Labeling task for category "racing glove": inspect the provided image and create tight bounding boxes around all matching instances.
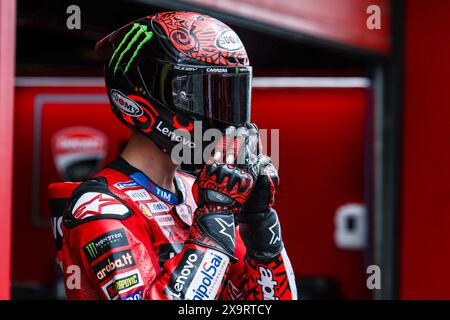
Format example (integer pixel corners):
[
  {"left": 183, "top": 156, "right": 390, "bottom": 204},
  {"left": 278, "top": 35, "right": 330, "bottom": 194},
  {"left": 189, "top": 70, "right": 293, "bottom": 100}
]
[
  {"left": 230, "top": 123, "right": 283, "bottom": 261},
  {"left": 188, "top": 160, "right": 258, "bottom": 260},
  {"left": 224, "top": 123, "right": 297, "bottom": 300},
  {"left": 238, "top": 152, "right": 284, "bottom": 261}
]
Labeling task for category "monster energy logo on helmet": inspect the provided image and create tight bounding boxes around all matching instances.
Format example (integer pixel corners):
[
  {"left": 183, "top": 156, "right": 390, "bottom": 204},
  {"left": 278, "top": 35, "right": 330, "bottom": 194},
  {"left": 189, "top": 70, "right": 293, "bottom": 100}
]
[{"left": 109, "top": 23, "right": 153, "bottom": 75}]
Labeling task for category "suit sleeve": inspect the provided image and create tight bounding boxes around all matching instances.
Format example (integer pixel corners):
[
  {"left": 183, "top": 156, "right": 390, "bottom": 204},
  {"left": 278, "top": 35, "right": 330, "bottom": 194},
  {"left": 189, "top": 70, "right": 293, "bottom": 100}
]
[
  {"left": 241, "top": 248, "right": 298, "bottom": 300},
  {"left": 61, "top": 182, "right": 234, "bottom": 300},
  {"left": 64, "top": 216, "right": 233, "bottom": 300},
  {"left": 237, "top": 209, "right": 298, "bottom": 300}
]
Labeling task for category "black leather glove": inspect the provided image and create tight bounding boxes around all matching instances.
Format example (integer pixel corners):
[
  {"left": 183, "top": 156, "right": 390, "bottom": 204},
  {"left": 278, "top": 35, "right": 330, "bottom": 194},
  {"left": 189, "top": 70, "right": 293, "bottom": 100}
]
[
  {"left": 187, "top": 156, "right": 259, "bottom": 259},
  {"left": 237, "top": 141, "right": 284, "bottom": 261},
  {"left": 242, "top": 155, "right": 279, "bottom": 213}
]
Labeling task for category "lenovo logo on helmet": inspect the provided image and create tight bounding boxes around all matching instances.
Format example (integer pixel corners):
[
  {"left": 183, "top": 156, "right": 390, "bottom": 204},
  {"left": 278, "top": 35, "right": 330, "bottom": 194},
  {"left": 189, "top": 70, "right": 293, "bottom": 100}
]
[
  {"left": 215, "top": 29, "right": 243, "bottom": 52},
  {"left": 110, "top": 89, "right": 143, "bottom": 117},
  {"left": 156, "top": 121, "right": 195, "bottom": 148}
]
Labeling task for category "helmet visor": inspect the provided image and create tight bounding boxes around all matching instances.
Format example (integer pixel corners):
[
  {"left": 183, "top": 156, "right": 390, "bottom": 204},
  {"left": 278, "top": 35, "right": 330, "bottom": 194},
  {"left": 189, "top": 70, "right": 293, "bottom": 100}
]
[{"left": 138, "top": 59, "right": 252, "bottom": 126}]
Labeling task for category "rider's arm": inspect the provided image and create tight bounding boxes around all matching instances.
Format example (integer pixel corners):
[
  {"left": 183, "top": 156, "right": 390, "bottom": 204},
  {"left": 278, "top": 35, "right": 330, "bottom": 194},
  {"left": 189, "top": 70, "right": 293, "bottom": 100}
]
[
  {"left": 237, "top": 156, "right": 298, "bottom": 300},
  {"left": 63, "top": 160, "right": 255, "bottom": 300},
  {"left": 64, "top": 217, "right": 230, "bottom": 300}
]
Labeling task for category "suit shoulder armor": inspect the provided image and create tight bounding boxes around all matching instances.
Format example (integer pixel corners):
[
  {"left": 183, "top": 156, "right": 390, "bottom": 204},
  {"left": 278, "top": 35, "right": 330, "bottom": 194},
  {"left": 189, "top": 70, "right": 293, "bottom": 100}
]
[{"left": 63, "top": 177, "right": 132, "bottom": 229}]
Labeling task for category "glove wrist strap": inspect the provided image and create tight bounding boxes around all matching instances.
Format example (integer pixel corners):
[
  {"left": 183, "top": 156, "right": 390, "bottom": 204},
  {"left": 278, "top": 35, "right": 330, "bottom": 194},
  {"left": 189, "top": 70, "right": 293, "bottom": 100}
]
[
  {"left": 186, "top": 205, "right": 238, "bottom": 261},
  {"left": 238, "top": 208, "right": 283, "bottom": 261}
]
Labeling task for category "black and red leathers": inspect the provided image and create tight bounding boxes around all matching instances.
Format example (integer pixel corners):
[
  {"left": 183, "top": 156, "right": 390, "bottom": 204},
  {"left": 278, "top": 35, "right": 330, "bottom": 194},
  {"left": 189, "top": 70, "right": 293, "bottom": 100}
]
[{"left": 49, "top": 156, "right": 297, "bottom": 300}]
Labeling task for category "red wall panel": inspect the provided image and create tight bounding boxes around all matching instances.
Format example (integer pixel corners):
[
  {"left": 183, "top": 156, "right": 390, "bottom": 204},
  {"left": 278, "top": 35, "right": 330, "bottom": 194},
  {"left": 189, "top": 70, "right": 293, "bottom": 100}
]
[
  {"left": 12, "top": 81, "right": 370, "bottom": 299},
  {"left": 184, "top": 0, "right": 391, "bottom": 53},
  {"left": 12, "top": 86, "right": 131, "bottom": 285},
  {"left": 0, "top": 0, "right": 16, "bottom": 300},
  {"left": 400, "top": 0, "right": 450, "bottom": 299},
  {"left": 252, "top": 87, "right": 370, "bottom": 299}
]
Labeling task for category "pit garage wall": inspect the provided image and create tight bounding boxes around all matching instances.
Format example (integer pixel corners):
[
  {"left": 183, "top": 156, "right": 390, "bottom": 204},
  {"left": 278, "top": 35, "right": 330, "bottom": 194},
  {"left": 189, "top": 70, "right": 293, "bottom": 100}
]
[
  {"left": 12, "top": 79, "right": 371, "bottom": 299},
  {"left": 179, "top": 0, "right": 391, "bottom": 53},
  {"left": 252, "top": 85, "right": 372, "bottom": 299},
  {"left": 0, "top": 0, "right": 16, "bottom": 300},
  {"left": 400, "top": 0, "right": 450, "bottom": 299}
]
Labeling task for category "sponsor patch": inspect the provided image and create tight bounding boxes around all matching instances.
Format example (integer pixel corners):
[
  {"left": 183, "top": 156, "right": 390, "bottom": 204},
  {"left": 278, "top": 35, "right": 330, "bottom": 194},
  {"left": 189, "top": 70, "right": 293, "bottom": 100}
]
[
  {"left": 129, "top": 172, "right": 179, "bottom": 205},
  {"left": 125, "top": 189, "right": 152, "bottom": 202},
  {"left": 92, "top": 249, "right": 136, "bottom": 282},
  {"left": 185, "top": 250, "right": 229, "bottom": 300},
  {"left": 257, "top": 266, "right": 279, "bottom": 300},
  {"left": 114, "top": 180, "right": 140, "bottom": 189},
  {"left": 123, "top": 290, "right": 142, "bottom": 300},
  {"left": 147, "top": 201, "right": 170, "bottom": 214},
  {"left": 168, "top": 249, "right": 201, "bottom": 299},
  {"left": 139, "top": 203, "right": 153, "bottom": 219},
  {"left": 72, "top": 192, "right": 129, "bottom": 220},
  {"left": 101, "top": 269, "right": 143, "bottom": 300},
  {"left": 155, "top": 214, "right": 175, "bottom": 227},
  {"left": 83, "top": 229, "right": 129, "bottom": 263}
]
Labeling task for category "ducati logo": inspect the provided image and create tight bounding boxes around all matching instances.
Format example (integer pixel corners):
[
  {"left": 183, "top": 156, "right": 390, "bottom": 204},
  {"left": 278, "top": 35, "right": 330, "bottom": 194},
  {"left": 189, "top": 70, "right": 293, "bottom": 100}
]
[{"left": 51, "top": 126, "right": 108, "bottom": 181}]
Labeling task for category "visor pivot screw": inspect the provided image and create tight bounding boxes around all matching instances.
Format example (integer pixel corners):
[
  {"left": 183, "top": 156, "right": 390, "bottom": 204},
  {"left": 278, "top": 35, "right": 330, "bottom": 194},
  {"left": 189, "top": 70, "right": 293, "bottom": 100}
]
[{"left": 179, "top": 91, "right": 187, "bottom": 100}]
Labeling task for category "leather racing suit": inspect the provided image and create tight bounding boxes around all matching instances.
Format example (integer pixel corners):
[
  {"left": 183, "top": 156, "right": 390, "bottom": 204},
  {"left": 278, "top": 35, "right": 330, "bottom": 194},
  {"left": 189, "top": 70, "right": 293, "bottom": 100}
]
[{"left": 49, "top": 157, "right": 298, "bottom": 300}]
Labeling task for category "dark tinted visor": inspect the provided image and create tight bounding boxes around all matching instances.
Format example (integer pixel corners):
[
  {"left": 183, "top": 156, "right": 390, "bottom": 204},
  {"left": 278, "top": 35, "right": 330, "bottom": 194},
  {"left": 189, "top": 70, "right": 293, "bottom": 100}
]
[{"left": 138, "top": 58, "right": 252, "bottom": 126}]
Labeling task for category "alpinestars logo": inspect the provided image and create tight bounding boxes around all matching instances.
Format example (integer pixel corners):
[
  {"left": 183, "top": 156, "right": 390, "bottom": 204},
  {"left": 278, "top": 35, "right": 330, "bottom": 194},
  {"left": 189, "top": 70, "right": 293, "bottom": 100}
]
[
  {"left": 109, "top": 23, "right": 153, "bottom": 75},
  {"left": 72, "top": 192, "right": 129, "bottom": 220},
  {"left": 268, "top": 220, "right": 281, "bottom": 245},
  {"left": 215, "top": 217, "right": 235, "bottom": 246},
  {"left": 257, "top": 266, "right": 279, "bottom": 300}
]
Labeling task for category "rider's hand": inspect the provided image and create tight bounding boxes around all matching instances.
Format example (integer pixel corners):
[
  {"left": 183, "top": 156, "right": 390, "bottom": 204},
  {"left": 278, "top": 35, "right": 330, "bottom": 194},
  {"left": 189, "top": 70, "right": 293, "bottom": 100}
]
[
  {"left": 193, "top": 162, "right": 256, "bottom": 211},
  {"left": 187, "top": 128, "right": 260, "bottom": 258},
  {"left": 241, "top": 155, "right": 279, "bottom": 214}
]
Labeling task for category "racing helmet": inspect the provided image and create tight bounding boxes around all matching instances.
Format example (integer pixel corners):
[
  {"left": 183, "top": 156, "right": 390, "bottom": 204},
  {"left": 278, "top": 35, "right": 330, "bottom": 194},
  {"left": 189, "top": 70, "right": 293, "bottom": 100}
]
[{"left": 96, "top": 11, "right": 252, "bottom": 157}]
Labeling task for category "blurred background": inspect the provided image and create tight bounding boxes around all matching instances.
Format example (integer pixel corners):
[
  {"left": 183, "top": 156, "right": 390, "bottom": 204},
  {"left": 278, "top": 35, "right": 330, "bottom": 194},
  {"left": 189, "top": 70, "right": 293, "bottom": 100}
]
[{"left": 0, "top": 0, "right": 447, "bottom": 300}]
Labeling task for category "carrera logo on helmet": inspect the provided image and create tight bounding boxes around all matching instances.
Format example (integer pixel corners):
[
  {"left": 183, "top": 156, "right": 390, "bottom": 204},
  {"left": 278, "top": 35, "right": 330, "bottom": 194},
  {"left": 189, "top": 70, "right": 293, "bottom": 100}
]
[
  {"left": 110, "top": 89, "right": 143, "bottom": 117},
  {"left": 215, "top": 29, "right": 243, "bottom": 52},
  {"left": 206, "top": 68, "right": 228, "bottom": 73}
]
